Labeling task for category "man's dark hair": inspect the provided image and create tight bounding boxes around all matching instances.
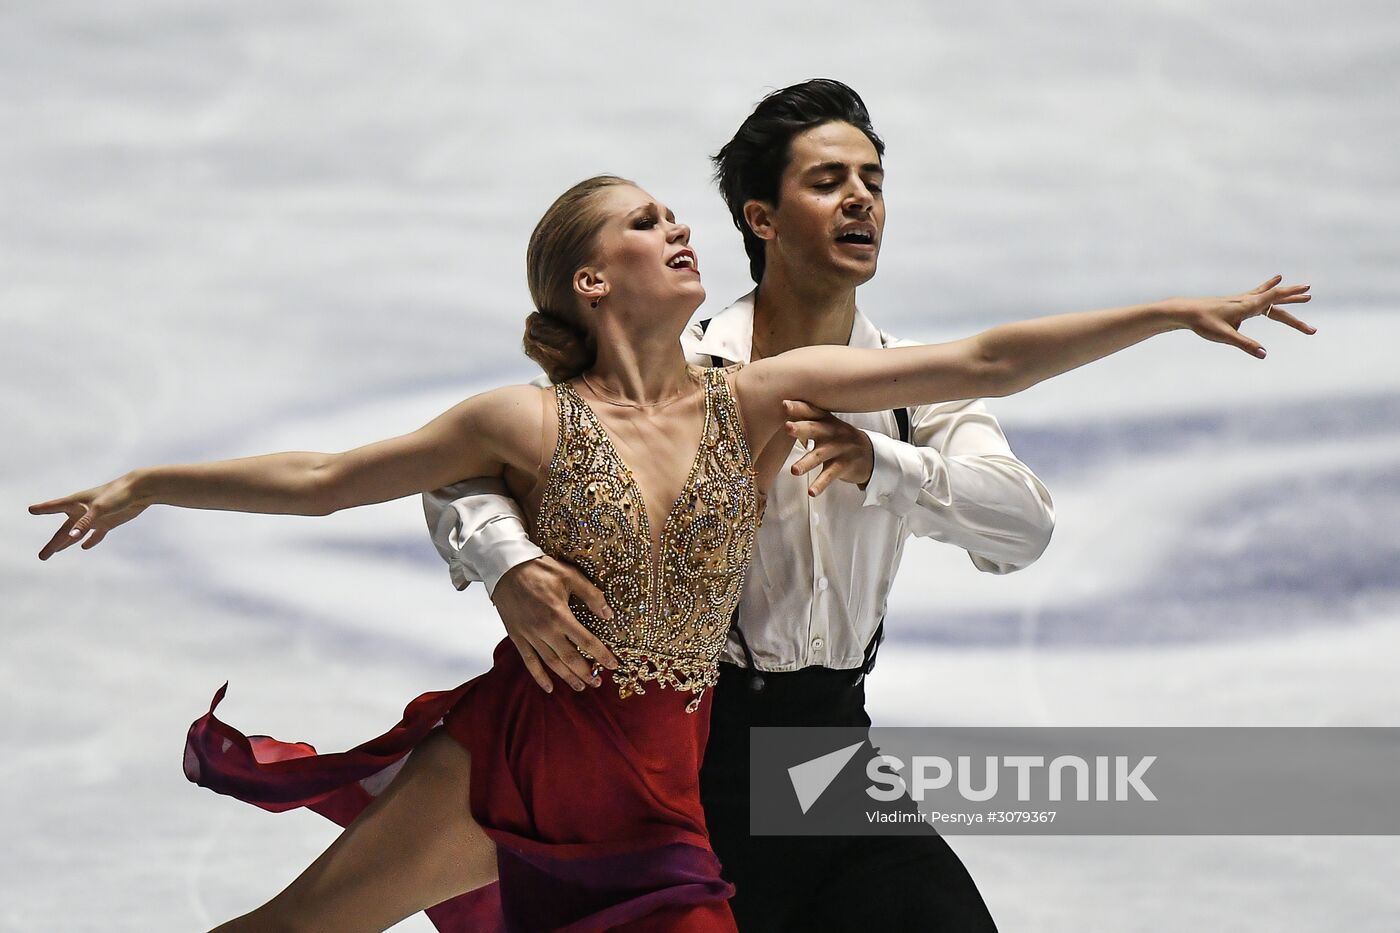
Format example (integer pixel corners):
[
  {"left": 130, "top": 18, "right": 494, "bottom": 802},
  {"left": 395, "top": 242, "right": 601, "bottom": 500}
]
[{"left": 712, "top": 79, "right": 885, "bottom": 284}]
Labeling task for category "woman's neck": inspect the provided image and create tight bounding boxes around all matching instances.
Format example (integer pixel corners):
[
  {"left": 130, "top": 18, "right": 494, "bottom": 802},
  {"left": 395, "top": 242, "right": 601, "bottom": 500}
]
[{"left": 584, "top": 320, "right": 694, "bottom": 405}]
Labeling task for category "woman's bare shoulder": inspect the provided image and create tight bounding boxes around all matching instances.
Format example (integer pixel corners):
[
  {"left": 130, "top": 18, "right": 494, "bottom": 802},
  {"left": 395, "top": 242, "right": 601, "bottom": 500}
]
[{"left": 462, "top": 383, "right": 551, "bottom": 471}]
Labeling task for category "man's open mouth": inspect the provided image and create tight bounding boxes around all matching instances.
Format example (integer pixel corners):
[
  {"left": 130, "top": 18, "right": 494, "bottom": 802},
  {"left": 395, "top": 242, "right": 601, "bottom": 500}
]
[{"left": 835, "top": 224, "right": 877, "bottom": 247}]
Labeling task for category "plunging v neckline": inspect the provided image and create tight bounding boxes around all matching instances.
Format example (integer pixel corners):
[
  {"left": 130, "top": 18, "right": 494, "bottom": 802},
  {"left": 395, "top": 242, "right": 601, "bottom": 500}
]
[{"left": 558, "top": 368, "right": 712, "bottom": 571}]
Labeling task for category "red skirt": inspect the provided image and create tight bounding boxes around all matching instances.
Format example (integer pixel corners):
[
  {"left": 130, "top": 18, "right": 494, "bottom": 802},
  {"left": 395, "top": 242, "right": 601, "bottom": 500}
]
[{"left": 183, "top": 637, "right": 737, "bottom": 932}]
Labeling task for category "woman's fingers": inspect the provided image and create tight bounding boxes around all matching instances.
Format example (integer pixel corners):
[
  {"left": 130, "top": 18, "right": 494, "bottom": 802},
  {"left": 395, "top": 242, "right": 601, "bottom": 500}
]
[
  {"left": 28, "top": 497, "right": 75, "bottom": 515},
  {"left": 1250, "top": 274, "right": 1284, "bottom": 294},
  {"left": 37, "top": 510, "right": 87, "bottom": 560},
  {"left": 1265, "top": 306, "right": 1317, "bottom": 334},
  {"left": 69, "top": 504, "right": 96, "bottom": 537},
  {"left": 1225, "top": 324, "right": 1267, "bottom": 357},
  {"left": 36, "top": 504, "right": 93, "bottom": 554}
]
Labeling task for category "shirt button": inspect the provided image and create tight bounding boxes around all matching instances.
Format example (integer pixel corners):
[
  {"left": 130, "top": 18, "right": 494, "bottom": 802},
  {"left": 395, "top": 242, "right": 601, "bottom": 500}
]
[
  {"left": 818, "top": 577, "right": 829, "bottom": 592},
  {"left": 812, "top": 637, "right": 825, "bottom": 650}
]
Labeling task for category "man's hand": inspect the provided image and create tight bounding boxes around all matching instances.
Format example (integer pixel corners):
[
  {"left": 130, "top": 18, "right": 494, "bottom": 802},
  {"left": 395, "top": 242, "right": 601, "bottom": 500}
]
[
  {"left": 784, "top": 400, "right": 875, "bottom": 496},
  {"left": 490, "top": 556, "right": 620, "bottom": 693}
]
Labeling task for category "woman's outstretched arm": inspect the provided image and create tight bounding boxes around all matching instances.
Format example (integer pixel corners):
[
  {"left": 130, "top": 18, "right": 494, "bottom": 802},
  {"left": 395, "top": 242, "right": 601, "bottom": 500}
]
[
  {"left": 734, "top": 277, "right": 1314, "bottom": 450},
  {"left": 29, "top": 384, "right": 542, "bottom": 560}
]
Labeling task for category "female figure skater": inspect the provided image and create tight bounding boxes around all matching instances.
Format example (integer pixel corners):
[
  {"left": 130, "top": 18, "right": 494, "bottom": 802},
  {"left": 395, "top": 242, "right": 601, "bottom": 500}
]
[{"left": 30, "top": 174, "right": 1314, "bottom": 932}]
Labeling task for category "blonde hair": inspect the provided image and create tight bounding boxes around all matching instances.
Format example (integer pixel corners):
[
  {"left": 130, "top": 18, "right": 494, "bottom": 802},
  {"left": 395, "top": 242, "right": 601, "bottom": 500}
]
[{"left": 522, "top": 174, "right": 635, "bottom": 382}]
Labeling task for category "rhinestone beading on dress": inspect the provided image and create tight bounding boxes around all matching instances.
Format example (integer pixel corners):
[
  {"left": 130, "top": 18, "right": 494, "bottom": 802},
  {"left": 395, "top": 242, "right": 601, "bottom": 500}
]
[{"left": 535, "top": 366, "right": 760, "bottom": 714}]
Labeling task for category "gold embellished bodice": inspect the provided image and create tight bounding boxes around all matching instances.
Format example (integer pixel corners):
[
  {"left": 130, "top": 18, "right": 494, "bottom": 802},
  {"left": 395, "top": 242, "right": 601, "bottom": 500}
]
[{"left": 535, "top": 366, "right": 760, "bottom": 713}]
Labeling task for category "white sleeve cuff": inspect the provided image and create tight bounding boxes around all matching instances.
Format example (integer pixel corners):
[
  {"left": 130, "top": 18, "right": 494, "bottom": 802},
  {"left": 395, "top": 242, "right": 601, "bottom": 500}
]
[
  {"left": 861, "top": 428, "right": 934, "bottom": 513},
  {"left": 464, "top": 516, "right": 547, "bottom": 596},
  {"left": 422, "top": 479, "right": 545, "bottom": 596}
]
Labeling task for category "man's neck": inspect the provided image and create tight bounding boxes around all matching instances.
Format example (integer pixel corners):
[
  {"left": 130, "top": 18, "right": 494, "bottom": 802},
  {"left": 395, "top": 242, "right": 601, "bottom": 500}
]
[{"left": 750, "top": 262, "right": 858, "bottom": 360}]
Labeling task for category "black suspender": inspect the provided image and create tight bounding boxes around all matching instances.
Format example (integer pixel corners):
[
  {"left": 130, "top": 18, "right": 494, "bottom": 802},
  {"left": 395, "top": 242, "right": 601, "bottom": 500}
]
[{"left": 697, "top": 316, "right": 725, "bottom": 368}]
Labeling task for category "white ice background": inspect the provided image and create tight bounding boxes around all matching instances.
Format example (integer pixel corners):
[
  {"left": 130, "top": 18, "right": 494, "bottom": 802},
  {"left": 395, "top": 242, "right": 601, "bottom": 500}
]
[{"left": 3, "top": 2, "right": 1398, "bottom": 930}]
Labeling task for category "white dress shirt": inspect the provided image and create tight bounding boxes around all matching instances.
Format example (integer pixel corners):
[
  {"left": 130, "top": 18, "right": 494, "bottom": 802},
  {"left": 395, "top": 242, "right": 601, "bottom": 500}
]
[{"left": 423, "top": 291, "right": 1055, "bottom": 672}]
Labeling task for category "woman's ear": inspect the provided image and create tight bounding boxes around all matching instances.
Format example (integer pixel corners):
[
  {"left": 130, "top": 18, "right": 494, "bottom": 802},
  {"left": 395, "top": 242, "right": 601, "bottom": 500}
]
[
  {"left": 573, "top": 268, "right": 609, "bottom": 307},
  {"left": 743, "top": 200, "right": 775, "bottom": 242}
]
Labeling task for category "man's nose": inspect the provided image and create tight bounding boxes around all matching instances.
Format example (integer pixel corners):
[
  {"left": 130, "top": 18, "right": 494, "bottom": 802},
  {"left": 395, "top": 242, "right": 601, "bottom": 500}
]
[{"left": 844, "top": 184, "right": 875, "bottom": 214}]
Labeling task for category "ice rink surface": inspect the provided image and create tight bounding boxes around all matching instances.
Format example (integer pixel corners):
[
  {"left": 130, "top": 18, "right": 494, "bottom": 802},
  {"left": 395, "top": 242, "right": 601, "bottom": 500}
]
[{"left": 4, "top": 1, "right": 1398, "bottom": 930}]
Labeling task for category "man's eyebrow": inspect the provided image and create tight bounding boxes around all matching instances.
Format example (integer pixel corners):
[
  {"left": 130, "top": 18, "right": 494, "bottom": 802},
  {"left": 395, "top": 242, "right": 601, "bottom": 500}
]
[{"left": 803, "top": 161, "right": 885, "bottom": 177}]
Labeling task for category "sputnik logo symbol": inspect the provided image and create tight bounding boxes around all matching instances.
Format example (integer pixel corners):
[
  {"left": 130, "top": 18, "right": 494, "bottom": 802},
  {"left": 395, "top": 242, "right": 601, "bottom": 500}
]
[{"left": 788, "top": 742, "right": 866, "bottom": 814}]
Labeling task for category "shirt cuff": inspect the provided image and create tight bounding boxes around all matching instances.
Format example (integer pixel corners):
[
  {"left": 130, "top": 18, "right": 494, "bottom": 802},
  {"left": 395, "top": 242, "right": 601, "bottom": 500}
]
[
  {"left": 461, "top": 516, "right": 547, "bottom": 597},
  {"left": 860, "top": 428, "right": 929, "bottom": 513}
]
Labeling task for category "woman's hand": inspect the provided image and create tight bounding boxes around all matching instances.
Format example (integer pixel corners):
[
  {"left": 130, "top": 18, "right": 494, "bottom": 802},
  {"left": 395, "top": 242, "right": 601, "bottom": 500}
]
[
  {"left": 1173, "top": 275, "right": 1315, "bottom": 358},
  {"left": 29, "top": 472, "right": 148, "bottom": 560}
]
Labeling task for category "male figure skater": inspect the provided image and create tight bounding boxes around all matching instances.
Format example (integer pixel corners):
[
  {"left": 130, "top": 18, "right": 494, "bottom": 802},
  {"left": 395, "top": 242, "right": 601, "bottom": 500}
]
[{"left": 424, "top": 79, "right": 1054, "bottom": 931}]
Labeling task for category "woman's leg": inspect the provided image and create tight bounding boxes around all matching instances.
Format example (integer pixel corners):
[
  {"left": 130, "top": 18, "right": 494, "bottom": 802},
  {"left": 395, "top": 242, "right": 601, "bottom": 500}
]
[{"left": 211, "top": 728, "right": 498, "bottom": 933}]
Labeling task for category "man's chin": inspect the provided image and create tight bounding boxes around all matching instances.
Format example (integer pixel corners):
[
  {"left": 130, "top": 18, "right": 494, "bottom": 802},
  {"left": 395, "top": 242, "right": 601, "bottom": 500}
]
[{"left": 828, "top": 253, "right": 878, "bottom": 286}]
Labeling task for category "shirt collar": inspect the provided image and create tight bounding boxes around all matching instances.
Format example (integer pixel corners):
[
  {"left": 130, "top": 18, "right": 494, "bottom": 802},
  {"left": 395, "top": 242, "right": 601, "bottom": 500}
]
[{"left": 692, "top": 289, "right": 886, "bottom": 364}]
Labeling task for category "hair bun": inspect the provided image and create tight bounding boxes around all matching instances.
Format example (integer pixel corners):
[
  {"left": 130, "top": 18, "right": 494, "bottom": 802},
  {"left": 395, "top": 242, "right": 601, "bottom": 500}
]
[{"left": 523, "top": 307, "right": 596, "bottom": 383}]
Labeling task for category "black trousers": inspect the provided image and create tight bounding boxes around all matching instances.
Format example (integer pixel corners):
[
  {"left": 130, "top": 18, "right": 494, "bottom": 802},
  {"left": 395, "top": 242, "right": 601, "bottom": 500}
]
[{"left": 698, "top": 661, "right": 999, "bottom": 932}]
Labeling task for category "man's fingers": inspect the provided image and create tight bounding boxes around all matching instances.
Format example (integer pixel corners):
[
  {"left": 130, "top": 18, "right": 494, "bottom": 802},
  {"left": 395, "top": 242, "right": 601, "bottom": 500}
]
[
  {"left": 782, "top": 399, "right": 830, "bottom": 421},
  {"left": 81, "top": 528, "right": 108, "bottom": 549},
  {"left": 808, "top": 463, "right": 841, "bottom": 497},
  {"left": 534, "top": 636, "right": 586, "bottom": 691},
  {"left": 561, "top": 566, "right": 616, "bottom": 622},
  {"left": 542, "top": 635, "right": 597, "bottom": 691},
  {"left": 28, "top": 498, "right": 73, "bottom": 515},
  {"left": 557, "top": 567, "right": 619, "bottom": 669},
  {"left": 790, "top": 445, "right": 831, "bottom": 477},
  {"left": 561, "top": 619, "right": 618, "bottom": 675},
  {"left": 509, "top": 635, "right": 556, "bottom": 693}
]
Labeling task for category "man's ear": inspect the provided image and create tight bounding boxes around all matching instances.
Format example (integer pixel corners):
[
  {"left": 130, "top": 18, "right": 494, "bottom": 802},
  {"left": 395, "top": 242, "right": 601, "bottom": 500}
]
[
  {"left": 573, "top": 268, "right": 609, "bottom": 305},
  {"left": 742, "top": 200, "right": 776, "bottom": 242}
]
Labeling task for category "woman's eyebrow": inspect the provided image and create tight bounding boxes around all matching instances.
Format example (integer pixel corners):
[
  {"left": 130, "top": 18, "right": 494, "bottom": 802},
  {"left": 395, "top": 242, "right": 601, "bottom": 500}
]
[{"left": 626, "top": 202, "right": 676, "bottom": 223}]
